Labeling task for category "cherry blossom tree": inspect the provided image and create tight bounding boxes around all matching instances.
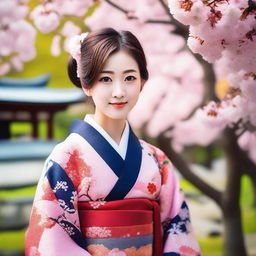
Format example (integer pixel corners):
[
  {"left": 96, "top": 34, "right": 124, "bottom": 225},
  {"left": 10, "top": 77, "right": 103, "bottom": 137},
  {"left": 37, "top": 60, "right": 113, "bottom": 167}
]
[
  {"left": 168, "top": 1, "right": 256, "bottom": 256},
  {"left": 1, "top": 1, "right": 256, "bottom": 255}
]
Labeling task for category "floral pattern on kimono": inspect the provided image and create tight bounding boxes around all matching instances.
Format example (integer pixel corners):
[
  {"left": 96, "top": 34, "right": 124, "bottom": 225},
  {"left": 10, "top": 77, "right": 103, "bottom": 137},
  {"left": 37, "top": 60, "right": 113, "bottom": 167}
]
[{"left": 25, "top": 120, "right": 201, "bottom": 256}]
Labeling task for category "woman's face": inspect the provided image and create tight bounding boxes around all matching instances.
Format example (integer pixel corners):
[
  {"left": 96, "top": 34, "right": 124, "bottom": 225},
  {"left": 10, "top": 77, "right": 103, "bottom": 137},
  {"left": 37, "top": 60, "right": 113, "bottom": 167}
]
[{"left": 83, "top": 50, "right": 144, "bottom": 124}]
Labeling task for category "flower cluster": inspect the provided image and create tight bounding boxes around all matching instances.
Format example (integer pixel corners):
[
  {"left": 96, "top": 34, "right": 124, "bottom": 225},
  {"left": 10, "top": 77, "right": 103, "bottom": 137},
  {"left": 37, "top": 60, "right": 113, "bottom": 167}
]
[
  {"left": 66, "top": 32, "right": 88, "bottom": 77},
  {"left": 0, "top": 0, "right": 94, "bottom": 75},
  {"left": 53, "top": 180, "right": 68, "bottom": 193},
  {"left": 169, "top": 0, "right": 255, "bottom": 68},
  {"left": 147, "top": 182, "right": 157, "bottom": 194},
  {"left": 0, "top": 0, "right": 36, "bottom": 75},
  {"left": 168, "top": 0, "right": 256, "bottom": 162}
]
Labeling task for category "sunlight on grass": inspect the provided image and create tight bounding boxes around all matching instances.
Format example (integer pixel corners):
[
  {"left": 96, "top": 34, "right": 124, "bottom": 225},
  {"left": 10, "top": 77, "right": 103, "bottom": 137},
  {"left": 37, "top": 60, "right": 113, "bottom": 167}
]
[
  {"left": 240, "top": 175, "right": 256, "bottom": 233},
  {"left": 0, "top": 230, "right": 25, "bottom": 250},
  {"left": 0, "top": 186, "right": 36, "bottom": 199},
  {"left": 199, "top": 236, "right": 223, "bottom": 256},
  {"left": 180, "top": 178, "right": 200, "bottom": 193}
]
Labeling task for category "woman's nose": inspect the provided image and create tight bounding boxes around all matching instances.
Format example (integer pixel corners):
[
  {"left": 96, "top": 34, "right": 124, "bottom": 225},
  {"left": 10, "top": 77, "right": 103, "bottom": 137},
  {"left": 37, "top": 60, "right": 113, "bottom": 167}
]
[{"left": 112, "top": 82, "right": 125, "bottom": 98}]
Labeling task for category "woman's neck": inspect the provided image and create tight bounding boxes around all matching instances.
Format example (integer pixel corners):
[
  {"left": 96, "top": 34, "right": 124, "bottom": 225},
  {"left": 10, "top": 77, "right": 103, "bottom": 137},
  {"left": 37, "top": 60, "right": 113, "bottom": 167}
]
[{"left": 93, "top": 114, "right": 126, "bottom": 145}]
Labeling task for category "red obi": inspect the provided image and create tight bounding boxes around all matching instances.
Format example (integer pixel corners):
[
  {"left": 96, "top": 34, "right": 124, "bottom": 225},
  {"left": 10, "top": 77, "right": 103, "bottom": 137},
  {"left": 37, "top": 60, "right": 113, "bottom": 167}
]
[{"left": 78, "top": 198, "right": 163, "bottom": 256}]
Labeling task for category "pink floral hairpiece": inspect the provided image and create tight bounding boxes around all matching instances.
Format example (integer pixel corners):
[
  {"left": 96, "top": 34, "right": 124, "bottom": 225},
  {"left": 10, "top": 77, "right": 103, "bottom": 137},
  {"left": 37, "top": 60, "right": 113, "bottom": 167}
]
[{"left": 67, "top": 32, "right": 88, "bottom": 78}]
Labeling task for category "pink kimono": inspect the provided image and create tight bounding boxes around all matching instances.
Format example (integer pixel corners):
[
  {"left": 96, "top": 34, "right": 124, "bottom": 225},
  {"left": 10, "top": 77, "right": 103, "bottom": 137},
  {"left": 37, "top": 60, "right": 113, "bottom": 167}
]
[{"left": 25, "top": 119, "right": 201, "bottom": 256}]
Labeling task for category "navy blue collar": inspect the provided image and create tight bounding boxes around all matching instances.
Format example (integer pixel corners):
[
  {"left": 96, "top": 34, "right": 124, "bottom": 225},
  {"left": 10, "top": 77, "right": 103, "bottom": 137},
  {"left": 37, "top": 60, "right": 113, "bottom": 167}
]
[{"left": 70, "top": 120, "right": 142, "bottom": 201}]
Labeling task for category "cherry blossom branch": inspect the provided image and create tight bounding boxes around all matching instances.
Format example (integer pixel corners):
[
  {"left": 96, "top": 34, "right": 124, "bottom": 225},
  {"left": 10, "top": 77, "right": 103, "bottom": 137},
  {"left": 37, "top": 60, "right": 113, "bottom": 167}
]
[
  {"left": 104, "top": 0, "right": 128, "bottom": 14},
  {"left": 203, "top": 0, "right": 229, "bottom": 7},
  {"left": 146, "top": 20, "right": 173, "bottom": 25},
  {"left": 200, "top": 58, "right": 219, "bottom": 102},
  {"left": 49, "top": 212, "right": 66, "bottom": 225},
  {"left": 78, "top": 184, "right": 93, "bottom": 201},
  {"left": 157, "top": 0, "right": 189, "bottom": 37},
  {"left": 158, "top": 0, "right": 171, "bottom": 16}
]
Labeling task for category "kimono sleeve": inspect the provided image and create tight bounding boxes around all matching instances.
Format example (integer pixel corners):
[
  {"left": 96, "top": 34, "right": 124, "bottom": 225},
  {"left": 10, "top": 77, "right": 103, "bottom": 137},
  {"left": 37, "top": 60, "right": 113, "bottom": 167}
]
[
  {"left": 154, "top": 147, "right": 201, "bottom": 256},
  {"left": 25, "top": 158, "right": 91, "bottom": 256}
]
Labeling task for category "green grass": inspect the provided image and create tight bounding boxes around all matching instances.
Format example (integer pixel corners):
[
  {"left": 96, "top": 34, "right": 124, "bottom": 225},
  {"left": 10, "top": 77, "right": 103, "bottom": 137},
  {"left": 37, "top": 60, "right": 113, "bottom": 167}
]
[
  {"left": 0, "top": 230, "right": 25, "bottom": 251},
  {"left": 0, "top": 186, "right": 36, "bottom": 251},
  {"left": 199, "top": 236, "right": 223, "bottom": 256},
  {"left": 0, "top": 186, "right": 36, "bottom": 199},
  {"left": 180, "top": 178, "right": 201, "bottom": 193},
  {"left": 240, "top": 175, "right": 256, "bottom": 233}
]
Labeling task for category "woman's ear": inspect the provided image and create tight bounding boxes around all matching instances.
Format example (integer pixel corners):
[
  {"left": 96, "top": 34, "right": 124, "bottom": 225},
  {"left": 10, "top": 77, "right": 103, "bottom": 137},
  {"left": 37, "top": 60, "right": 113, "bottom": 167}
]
[
  {"left": 81, "top": 85, "right": 92, "bottom": 96},
  {"left": 140, "top": 79, "right": 146, "bottom": 91}
]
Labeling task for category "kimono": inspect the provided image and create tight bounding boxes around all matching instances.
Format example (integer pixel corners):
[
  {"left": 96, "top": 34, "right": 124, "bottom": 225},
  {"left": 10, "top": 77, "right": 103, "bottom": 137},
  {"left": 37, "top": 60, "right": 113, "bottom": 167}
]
[{"left": 25, "top": 116, "right": 201, "bottom": 256}]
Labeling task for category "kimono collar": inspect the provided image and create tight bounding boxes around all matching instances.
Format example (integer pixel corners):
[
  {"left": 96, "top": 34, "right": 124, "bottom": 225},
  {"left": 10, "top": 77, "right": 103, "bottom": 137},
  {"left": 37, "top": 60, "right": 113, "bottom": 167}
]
[
  {"left": 70, "top": 119, "right": 142, "bottom": 201},
  {"left": 84, "top": 114, "right": 129, "bottom": 160}
]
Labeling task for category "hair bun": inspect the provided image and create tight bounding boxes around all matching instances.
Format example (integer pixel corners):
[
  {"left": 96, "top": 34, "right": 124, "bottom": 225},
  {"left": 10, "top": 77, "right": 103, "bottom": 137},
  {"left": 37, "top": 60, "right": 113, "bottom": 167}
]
[{"left": 67, "top": 56, "right": 82, "bottom": 88}]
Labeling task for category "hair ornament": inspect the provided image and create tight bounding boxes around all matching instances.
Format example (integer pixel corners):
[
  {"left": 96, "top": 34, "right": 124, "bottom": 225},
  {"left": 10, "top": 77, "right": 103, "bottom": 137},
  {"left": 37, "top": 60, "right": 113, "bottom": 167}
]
[{"left": 67, "top": 32, "right": 88, "bottom": 78}]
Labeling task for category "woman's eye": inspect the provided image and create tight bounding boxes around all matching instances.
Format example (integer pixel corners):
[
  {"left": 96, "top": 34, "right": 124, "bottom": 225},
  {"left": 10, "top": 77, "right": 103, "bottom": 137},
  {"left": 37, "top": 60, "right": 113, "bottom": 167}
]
[
  {"left": 125, "top": 75, "right": 136, "bottom": 81},
  {"left": 99, "top": 77, "right": 112, "bottom": 82}
]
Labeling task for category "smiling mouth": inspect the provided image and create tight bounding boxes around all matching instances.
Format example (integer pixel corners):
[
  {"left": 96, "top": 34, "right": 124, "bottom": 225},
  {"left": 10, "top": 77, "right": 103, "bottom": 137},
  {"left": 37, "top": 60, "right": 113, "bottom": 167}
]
[{"left": 109, "top": 102, "right": 128, "bottom": 108}]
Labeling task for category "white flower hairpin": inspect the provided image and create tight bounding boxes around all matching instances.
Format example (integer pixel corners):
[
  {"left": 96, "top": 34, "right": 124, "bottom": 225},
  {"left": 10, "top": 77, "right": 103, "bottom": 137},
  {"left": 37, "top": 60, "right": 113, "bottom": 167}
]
[{"left": 67, "top": 32, "right": 88, "bottom": 78}]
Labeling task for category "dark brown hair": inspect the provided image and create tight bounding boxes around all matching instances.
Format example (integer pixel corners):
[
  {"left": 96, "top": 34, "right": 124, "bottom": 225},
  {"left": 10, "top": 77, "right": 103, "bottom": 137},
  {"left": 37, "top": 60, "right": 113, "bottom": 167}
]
[{"left": 67, "top": 27, "right": 148, "bottom": 88}]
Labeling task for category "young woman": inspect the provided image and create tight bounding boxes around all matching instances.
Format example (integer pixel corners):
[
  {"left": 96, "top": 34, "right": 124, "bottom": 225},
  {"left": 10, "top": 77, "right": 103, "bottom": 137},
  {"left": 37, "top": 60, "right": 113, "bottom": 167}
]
[{"left": 25, "top": 28, "right": 201, "bottom": 256}]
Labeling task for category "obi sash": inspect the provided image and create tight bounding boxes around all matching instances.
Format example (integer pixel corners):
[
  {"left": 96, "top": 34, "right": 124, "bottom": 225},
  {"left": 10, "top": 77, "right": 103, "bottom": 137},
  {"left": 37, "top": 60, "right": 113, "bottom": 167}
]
[{"left": 78, "top": 198, "right": 163, "bottom": 256}]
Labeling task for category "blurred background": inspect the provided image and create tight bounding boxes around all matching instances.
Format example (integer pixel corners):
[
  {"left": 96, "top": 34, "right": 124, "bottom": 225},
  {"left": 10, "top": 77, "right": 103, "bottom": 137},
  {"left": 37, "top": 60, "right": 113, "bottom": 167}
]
[{"left": 0, "top": 1, "right": 255, "bottom": 256}]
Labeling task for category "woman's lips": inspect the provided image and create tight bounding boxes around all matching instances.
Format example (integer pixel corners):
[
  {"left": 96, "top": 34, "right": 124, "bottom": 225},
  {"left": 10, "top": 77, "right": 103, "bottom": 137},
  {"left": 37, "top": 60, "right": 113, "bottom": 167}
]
[{"left": 109, "top": 102, "right": 127, "bottom": 108}]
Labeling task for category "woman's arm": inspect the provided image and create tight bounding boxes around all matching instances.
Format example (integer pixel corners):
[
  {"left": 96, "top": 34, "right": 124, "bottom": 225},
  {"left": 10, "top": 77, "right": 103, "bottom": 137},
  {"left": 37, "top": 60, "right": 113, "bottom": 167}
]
[
  {"left": 25, "top": 159, "right": 91, "bottom": 256},
  {"left": 153, "top": 146, "right": 201, "bottom": 256}
]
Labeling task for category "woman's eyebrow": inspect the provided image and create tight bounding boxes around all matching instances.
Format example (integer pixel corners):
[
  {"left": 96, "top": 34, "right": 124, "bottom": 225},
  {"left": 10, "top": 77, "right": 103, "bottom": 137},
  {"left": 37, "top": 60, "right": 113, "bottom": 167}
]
[
  {"left": 100, "top": 70, "right": 113, "bottom": 74},
  {"left": 123, "top": 69, "right": 138, "bottom": 74},
  {"left": 100, "top": 69, "right": 138, "bottom": 74}
]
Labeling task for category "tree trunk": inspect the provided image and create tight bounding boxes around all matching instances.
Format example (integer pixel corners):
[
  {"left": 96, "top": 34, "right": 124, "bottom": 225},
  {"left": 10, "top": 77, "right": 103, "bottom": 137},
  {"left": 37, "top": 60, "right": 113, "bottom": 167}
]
[
  {"left": 222, "top": 205, "right": 247, "bottom": 256},
  {"left": 222, "top": 128, "right": 247, "bottom": 256}
]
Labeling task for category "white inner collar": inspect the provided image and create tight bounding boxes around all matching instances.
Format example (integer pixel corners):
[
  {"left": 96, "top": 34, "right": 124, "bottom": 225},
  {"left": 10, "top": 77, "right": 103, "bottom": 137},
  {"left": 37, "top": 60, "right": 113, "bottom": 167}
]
[{"left": 84, "top": 114, "right": 129, "bottom": 160}]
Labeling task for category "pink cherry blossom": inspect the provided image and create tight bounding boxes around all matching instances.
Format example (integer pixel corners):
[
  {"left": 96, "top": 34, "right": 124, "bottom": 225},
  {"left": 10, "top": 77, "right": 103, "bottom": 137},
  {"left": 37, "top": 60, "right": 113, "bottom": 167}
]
[
  {"left": 54, "top": 0, "right": 93, "bottom": 17},
  {"left": 10, "top": 56, "right": 23, "bottom": 71},
  {"left": 51, "top": 35, "right": 61, "bottom": 56},
  {"left": 0, "top": 63, "right": 11, "bottom": 75},
  {"left": 0, "top": 0, "right": 36, "bottom": 74},
  {"left": 170, "top": 109, "right": 222, "bottom": 152},
  {"left": 61, "top": 21, "right": 81, "bottom": 37},
  {"left": 32, "top": 5, "right": 60, "bottom": 34},
  {"left": 238, "top": 131, "right": 256, "bottom": 163}
]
